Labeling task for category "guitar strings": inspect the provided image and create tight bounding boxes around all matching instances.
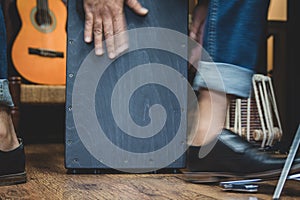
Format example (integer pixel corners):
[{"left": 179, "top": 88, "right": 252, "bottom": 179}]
[{"left": 38, "top": 0, "right": 51, "bottom": 25}]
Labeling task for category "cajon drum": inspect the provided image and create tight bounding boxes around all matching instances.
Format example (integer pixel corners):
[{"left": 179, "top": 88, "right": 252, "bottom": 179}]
[{"left": 65, "top": 0, "right": 188, "bottom": 173}]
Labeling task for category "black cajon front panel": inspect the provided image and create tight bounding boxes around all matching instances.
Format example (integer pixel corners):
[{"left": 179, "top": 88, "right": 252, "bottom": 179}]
[{"left": 65, "top": 0, "right": 188, "bottom": 171}]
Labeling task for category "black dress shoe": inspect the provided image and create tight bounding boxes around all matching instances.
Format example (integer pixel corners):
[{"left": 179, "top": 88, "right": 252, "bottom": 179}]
[
  {"left": 183, "top": 129, "right": 300, "bottom": 183},
  {"left": 0, "top": 139, "right": 26, "bottom": 186}
]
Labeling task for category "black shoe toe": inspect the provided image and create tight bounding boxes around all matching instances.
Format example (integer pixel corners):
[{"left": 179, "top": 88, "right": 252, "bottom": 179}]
[
  {"left": 0, "top": 139, "right": 27, "bottom": 186},
  {"left": 184, "top": 129, "right": 300, "bottom": 183}
]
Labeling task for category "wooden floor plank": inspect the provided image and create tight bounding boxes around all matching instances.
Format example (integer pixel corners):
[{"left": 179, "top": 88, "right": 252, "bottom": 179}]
[{"left": 0, "top": 144, "right": 300, "bottom": 199}]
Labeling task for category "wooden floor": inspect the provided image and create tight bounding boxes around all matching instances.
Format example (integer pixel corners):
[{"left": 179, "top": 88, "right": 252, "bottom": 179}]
[{"left": 0, "top": 144, "right": 300, "bottom": 200}]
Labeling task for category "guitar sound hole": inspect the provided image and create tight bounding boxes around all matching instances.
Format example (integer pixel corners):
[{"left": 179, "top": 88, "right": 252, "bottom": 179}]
[{"left": 35, "top": 10, "right": 53, "bottom": 26}]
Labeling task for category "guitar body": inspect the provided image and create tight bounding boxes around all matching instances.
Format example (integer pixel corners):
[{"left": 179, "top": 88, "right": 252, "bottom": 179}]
[{"left": 12, "top": 0, "right": 66, "bottom": 85}]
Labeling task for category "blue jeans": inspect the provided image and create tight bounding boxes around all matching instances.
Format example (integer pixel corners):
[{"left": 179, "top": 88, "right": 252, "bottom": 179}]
[
  {"left": 0, "top": 5, "right": 7, "bottom": 79},
  {"left": 0, "top": 6, "right": 14, "bottom": 107},
  {"left": 193, "top": 0, "right": 270, "bottom": 98}
]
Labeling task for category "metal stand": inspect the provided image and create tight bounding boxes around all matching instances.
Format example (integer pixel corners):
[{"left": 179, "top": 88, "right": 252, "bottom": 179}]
[{"left": 272, "top": 125, "right": 300, "bottom": 199}]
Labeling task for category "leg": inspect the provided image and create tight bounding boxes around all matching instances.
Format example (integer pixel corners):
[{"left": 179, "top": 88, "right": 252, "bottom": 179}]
[
  {"left": 0, "top": 102, "right": 19, "bottom": 151},
  {"left": 0, "top": 4, "right": 19, "bottom": 152},
  {"left": 191, "top": 89, "right": 229, "bottom": 146},
  {"left": 0, "top": 5, "right": 26, "bottom": 186},
  {"left": 0, "top": 79, "right": 26, "bottom": 186},
  {"left": 9, "top": 76, "right": 21, "bottom": 133},
  {"left": 184, "top": 0, "right": 300, "bottom": 182}
]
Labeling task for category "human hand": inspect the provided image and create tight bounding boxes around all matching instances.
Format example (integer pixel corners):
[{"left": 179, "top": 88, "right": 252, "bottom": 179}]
[{"left": 83, "top": 0, "right": 148, "bottom": 59}]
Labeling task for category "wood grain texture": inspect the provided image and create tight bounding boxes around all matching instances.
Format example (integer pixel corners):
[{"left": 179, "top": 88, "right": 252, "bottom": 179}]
[
  {"left": 66, "top": 0, "right": 188, "bottom": 170},
  {"left": 20, "top": 84, "right": 65, "bottom": 104},
  {"left": 0, "top": 144, "right": 300, "bottom": 199}
]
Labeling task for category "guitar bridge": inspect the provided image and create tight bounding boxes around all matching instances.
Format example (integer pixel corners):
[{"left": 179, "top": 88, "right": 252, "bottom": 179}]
[{"left": 28, "top": 47, "right": 64, "bottom": 58}]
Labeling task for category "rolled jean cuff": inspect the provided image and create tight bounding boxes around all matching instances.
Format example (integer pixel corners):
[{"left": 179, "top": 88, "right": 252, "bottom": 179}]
[
  {"left": 193, "top": 61, "right": 254, "bottom": 98},
  {"left": 0, "top": 79, "right": 14, "bottom": 107}
]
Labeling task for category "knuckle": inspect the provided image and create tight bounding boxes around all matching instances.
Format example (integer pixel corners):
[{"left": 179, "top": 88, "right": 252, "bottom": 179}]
[
  {"left": 112, "top": 9, "right": 122, "bottom": 17},
  {"left": 104, "top": 31, "right": 112, "bottom": 38},
  {"left": 101, "top": 6, "right": 111, "bottom": 17},
  {"left": 93, "top": 28, "right": 103, "bottom": 35},
  {"left": 85, "top": 20, "right": 93, "bottom": 27}
]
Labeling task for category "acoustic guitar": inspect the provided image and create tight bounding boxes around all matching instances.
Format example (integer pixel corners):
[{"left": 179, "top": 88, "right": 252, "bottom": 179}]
[{"left": 12, "top": 0, "right": 67, "bottom": 85}]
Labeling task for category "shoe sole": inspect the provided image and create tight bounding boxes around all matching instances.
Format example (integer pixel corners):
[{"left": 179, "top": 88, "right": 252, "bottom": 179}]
[
  {"left": 0, "top": 172, "right": 27, "bottom": 186},
  {"left": 181, "top": 163, "right": 300, "bottom": 183}
]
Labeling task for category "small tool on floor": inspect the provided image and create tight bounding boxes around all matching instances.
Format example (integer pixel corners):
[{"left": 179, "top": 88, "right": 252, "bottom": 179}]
[
  {"left": 219, "top": 173, "right": 300, "bottom": 193},
  {"left": 220, "top": 179, "right": 261, "bottom": 192},
  {"left": 220, "top": 125, "right": 300, "bottom": 196}
]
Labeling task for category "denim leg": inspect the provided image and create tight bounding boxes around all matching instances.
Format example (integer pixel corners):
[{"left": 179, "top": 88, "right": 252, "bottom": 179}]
[
  {"left": 194, "top": 0, "right": 270, "bottom": 98},
  {"left": 0, "top": 79, "right": 14, "bottom": 107},
  {"left": 0, "top": 5, "right": 8, "bottom": 79},
  {"left": 0, "top": 6, "right": 13, "bottom": 107}
]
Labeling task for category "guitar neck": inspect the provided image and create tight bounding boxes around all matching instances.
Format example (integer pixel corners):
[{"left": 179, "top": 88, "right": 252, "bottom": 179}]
[
  {"left": 37, "top": 0, "right": 49, "bottom": 11},
  {"left": 36, "top": 0, "right": 51, "bottom": 25}
]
